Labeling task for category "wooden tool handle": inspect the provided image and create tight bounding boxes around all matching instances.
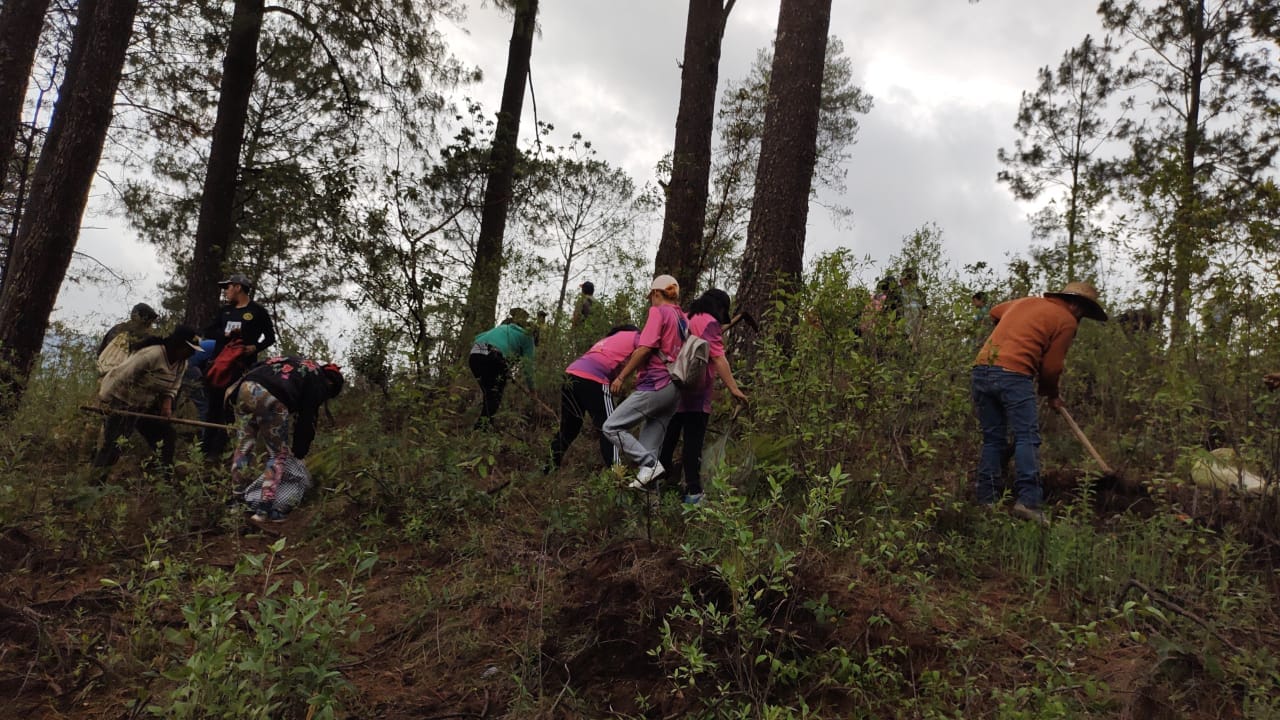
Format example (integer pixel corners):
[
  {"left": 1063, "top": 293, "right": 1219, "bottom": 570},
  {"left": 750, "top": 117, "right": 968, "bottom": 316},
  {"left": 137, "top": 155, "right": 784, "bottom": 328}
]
[
  {"left": 80, "top": 405, "right": 235, "bottom": 431},
  {"left": 1055, "top": 405, "right": 1114, "bottom": 475}
]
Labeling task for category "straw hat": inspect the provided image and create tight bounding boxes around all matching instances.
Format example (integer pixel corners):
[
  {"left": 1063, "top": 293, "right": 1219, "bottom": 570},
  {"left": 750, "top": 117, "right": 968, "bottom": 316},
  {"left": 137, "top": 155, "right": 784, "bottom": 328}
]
[{"left": 1045, "top": 281, "right": 1108, "bottom": 321}]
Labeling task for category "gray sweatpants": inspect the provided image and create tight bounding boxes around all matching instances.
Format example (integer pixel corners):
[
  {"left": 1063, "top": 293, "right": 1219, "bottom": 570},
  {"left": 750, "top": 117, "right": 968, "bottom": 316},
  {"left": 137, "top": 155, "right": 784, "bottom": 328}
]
[{"left": 601, "top": 383, "right": 680, "bottom": 469}]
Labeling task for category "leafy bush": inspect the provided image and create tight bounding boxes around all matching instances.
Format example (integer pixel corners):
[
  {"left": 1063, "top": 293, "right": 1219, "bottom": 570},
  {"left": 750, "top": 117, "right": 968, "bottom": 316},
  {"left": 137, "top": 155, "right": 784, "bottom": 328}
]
[{"left": 143, "top": 539, "right": 374, "bottom": 719}]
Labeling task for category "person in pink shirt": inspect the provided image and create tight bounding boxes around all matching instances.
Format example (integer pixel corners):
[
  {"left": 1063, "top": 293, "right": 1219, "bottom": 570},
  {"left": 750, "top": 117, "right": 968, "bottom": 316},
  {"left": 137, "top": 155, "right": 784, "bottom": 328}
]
[
  {"left": 602, "top": 274, "right": 687, "bottom": 489},
  {"left": 658, "top": 288, "right": 748, "bottom": 504},
  {"left": 546, "top": 324, "right": 639, "bottom": 472}
]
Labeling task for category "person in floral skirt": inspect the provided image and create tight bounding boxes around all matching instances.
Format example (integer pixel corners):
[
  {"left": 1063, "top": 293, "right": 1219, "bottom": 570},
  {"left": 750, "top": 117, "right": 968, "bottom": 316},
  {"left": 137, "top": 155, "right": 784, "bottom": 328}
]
[{"left": 227, "top": 356, "right": 343, "bottom": 522}]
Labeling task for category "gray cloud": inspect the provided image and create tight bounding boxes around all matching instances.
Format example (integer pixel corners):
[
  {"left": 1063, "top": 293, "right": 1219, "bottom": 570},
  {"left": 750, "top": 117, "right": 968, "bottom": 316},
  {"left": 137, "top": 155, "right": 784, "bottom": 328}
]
[{"left": 454, "top": 0, "right": 1107, "bottom": 274}]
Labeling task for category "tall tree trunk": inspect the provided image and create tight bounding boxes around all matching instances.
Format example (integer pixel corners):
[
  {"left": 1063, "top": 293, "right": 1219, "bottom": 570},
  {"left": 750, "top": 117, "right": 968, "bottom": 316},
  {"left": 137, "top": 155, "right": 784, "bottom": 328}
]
[
  {"left": 1170, "top": 0, "right": 1205, "bottom": 344},
  {"left": 459, "top": 0, "right": 537, "bottom": 349},
  {"left": 0, "top": 0, "right": 52, "bottom": 201},
  {"left": 0, "top": 0, "right": 139, "bottom": 412},
  {"left": 652, "top": 0, "right": 734, "bottom": 300},
  {"left": 0, "top": 0, "right": 54, "bottom": 294},
  {"left": 734, "top": 0, "right": 831, "bottom": 349},
  {"left": 183, "top": 0, "right": 264, "bottom": 327},
  {"left": 555, "top": 235, "right": 574, "bottom": 322}
]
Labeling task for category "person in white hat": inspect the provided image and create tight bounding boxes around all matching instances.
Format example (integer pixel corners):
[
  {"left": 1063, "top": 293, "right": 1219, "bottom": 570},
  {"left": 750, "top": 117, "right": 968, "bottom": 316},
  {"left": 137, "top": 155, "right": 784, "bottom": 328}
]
[{"left": 602, "top": 274, "right": 688, "bottom": 490}]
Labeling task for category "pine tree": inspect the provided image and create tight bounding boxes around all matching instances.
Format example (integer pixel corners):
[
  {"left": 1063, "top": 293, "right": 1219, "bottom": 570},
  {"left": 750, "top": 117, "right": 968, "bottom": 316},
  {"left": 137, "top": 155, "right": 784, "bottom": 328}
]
[
  {"left": 1101, "top": 0, "right": 1280, "bottom": 340},
  {"left": 734, "top": 0, "right": 832, "bottom": 347},
  {"left": 652, "top": 0, "right": 736, "bottom": 300},
  {"left": 0, "top": 0, "right": 52, "bottom": 209},
  {"left": 459, "top": 0, "right": 538, "bottom": 349},
  {"left": 997, "top": 35, "right": 1123, "bottom": 287},
  {"left": 704, "top": 36, "right": 870, "bottom": 291},
  {"left": 0, "top": 0, "right": 139, "bottom": 411}
]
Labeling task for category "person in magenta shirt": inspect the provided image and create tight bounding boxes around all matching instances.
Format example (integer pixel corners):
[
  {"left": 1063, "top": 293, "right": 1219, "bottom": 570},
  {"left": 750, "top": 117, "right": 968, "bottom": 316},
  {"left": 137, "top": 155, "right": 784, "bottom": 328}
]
[
  {"left": 657, "top": 288, "right": 748, "bottom": 504},
  {"left": 602, "top": 274, "right": 688, "bottom": 489},
  {"left": 546, "top": 324, "right": 638, "bottom": 472}
]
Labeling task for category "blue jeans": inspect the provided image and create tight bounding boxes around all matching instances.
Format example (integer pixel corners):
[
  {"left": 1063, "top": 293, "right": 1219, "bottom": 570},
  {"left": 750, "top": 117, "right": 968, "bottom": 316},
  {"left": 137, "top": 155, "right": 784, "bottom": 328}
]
[{"left": 971, "top": 365, "right": 1042, "bottom": 508}]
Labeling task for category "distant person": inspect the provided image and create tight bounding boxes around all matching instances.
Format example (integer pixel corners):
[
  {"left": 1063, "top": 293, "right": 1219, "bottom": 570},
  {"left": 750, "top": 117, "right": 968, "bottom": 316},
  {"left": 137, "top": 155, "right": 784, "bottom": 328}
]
[
  {"left": 200, "top": 273, "right": 276, "bottom": 457},
  {"left": 899, "top": 266, "right": 927, "bottom": 342},
  {"left": 970, "top": 290, "right": 992, "bottom": 348},
  {"left": 971, "top": 290, "right": 989, "bottom": 318},
  {"left": 602, "top": 275, "right": 687, "bottom": 490},
  {"left": 182, "top": 338, "right": 217, "bottom": 423},
  {"left": 92, "top": 326, "right": 202, "bottom": 481},
  {"left": 571, "top": 281, "right": 595, "bottom": 328},
  {"left": 855, "top": 276, "right": 898, "bottom": 360},
  {"left": 469, "top": 308, "right": 536, "bottom": 430},
  {"left": 532, "top": 309, "right": 548, "bottom": 345},
  {"left": 228, "top": 356, "right": 343, "bottom": 522},
  {"left": 96, "top": 302, "right": 159, "bottom": 376},
  {"left": 657, "top": 289, "right": 748, "bottom": 505},
  {"left": 546, "top": 324, "right": 638, "bottom": 473},
  {"left": 972, "top": 281, "right": 1108, "bottom": 524}
]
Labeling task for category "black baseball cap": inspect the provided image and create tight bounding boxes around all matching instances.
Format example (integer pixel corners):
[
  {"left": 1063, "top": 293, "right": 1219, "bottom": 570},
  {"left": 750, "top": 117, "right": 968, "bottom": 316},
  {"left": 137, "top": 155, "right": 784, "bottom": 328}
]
[{"left": 217, "top": 273, "right": 254, "bottom": 289}]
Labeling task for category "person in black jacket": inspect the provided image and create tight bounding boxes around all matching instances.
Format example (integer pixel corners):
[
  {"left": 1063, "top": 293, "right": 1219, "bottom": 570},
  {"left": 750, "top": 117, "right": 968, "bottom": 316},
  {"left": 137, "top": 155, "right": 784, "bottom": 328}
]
[
  {"left": 228, "top": 356, "right": 342, "bottom": 522},
  {"left": 200, "top": 273, "right": 277, "bottom": 457}
]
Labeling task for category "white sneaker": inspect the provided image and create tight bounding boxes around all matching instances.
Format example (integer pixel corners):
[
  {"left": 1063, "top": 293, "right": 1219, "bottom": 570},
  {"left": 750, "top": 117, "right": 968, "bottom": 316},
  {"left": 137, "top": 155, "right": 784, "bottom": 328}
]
[{"left": 628, "top": 462, "right": 665, "bottom": 491}]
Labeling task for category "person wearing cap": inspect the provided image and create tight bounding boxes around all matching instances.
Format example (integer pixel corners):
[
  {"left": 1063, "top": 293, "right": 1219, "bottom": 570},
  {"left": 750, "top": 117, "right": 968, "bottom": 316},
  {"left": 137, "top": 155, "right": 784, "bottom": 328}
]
[
  {"left": 200, "top": 273, "right": 276, "bottom": 457},
  {"left": 92, "top": 325, "right": 203, "bottom": 479},
  {"left": 227, "top": 356, "right": 344, "bottom": 522},
  {"left": 96, "top": 302, "right": 160, "bottom": 376},
  {"left": 972, "top": 281, "right": 1108, "bottom": 523},
  {"left": 602, "top": 274, "right": 688, "bottom": 490},
  {"left": 203, "top": 273, "right": 276, "bottom": 362},
  {"left": 469, "top": 308, "right": 537, "bottom": 430}
]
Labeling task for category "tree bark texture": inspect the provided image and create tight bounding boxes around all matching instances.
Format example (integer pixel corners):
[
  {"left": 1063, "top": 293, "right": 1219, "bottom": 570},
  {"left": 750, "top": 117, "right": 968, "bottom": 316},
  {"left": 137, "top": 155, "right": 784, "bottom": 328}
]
[
  {"left": 183, "top": 0, "right": 264, "bottom": 327},
  {"left": 0, "top": 0, "right": 52, "bottom": 204},
  {"left": 0, "top": 0, "right": 139, "bottom": 411},
  {"left": 460, "top": 0, "right": 537, "bottom": 350},
  {"left": 1169, "top": 0, "right": 1205, "bottom": 344},
  {"left": 735, "top": 0, "right": 831, "bottom": 347},
  {"left": 652, "top": 0, "right": 733, "bottom": 300}
]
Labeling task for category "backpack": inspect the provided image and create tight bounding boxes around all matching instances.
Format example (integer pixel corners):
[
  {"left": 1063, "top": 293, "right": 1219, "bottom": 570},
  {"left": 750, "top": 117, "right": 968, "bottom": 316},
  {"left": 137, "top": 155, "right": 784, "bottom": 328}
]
[
  {"left": 206, "top": 339, "right": 246, "bottom": 388},
  {"left": 96, "top": 332, "right": 132, "bottom": 376},
  {"left": 663, "top": 318, "right": 710, "bottom": 391}
]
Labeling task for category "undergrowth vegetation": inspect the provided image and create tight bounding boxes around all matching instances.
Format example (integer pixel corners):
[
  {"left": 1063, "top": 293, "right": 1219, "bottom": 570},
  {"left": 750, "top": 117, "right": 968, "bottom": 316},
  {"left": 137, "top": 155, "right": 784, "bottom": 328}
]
[{"left": 2, "top": 244, "right": 1279, "bottom": 718}]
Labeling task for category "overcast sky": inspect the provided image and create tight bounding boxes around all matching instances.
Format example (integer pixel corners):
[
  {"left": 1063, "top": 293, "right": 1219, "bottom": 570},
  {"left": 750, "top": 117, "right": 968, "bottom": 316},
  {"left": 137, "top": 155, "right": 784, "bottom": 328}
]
[
  {"left": 60, "top": 0, "right": 1107, "bottom": 336},
  {"left": 444, "top": 0, "right": 1106, "bottom": 274}
]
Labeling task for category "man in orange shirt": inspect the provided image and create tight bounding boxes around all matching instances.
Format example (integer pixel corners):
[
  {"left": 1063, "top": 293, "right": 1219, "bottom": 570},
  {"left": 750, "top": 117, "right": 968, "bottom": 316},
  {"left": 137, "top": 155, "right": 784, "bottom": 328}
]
[{"left": 972, "top": 282, "right": 1108, "bottom": 523}]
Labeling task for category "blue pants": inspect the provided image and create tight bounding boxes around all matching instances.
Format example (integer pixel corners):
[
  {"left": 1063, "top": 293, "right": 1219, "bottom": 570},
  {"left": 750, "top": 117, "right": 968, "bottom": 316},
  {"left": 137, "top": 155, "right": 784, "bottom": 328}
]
[{"left": 971, "top": 365, "right": 1042, "bottom": 508}]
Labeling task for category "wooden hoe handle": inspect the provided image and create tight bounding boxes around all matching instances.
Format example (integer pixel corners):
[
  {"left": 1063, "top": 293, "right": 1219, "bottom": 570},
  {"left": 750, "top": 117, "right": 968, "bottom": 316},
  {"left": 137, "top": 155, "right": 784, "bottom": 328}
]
[{"left": 1055, "top": 405, "right": 1114, "bottom": 475}]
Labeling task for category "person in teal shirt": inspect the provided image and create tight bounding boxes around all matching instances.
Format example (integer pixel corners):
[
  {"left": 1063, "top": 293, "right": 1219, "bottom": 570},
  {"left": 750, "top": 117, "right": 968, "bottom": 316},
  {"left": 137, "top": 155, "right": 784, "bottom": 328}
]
[{"left": 468, "top": 308, "right": 536, "bottom": 429}]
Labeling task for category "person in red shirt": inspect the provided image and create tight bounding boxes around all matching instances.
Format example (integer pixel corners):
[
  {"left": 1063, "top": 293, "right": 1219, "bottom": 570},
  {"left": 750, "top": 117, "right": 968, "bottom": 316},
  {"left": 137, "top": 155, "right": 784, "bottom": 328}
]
[{"left": 972, "top": 281, "right": 1107, "bottom": 523}]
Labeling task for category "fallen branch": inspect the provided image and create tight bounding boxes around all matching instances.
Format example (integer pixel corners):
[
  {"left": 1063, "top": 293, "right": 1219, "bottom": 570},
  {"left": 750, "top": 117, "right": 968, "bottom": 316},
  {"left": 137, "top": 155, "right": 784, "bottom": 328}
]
[{"left": 1116, "top": 578, "right": 1244, "bottom": 654}]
